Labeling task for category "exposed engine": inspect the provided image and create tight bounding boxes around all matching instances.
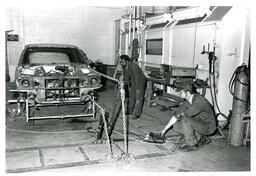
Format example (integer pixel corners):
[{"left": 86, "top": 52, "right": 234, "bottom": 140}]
[{"left": 15, "top": 64, "right": 101, "bottom": 103}]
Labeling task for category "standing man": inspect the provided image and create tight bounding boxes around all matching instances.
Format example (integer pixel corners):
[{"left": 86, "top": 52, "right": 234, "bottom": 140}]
[
  {"left": 159, "top": 82, "right": 217, "bottom": 151},
  {"left": 120, "top": 55, "right": 146, "bottom": 119}
]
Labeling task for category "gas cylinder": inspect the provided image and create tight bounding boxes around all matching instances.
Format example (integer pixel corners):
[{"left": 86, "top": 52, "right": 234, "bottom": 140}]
[{"left": 229, "top": 64, "right": 249, "bottom": 146}]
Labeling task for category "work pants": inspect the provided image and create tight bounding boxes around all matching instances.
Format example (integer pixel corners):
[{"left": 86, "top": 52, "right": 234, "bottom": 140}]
[
  {"left": 173, "top": 116, "right": 216, "bottom": 146},
  {"left": 127, "top": 88, "right": 145, "bottom": 117}
]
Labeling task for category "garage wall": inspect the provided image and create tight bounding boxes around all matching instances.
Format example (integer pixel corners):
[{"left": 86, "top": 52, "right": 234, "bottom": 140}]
[
  {"left": 5, "top": 6, "right": 124, "bottom": 81},
  {"left": 217, "top": 7, "right": 250, "bottom": 118}
]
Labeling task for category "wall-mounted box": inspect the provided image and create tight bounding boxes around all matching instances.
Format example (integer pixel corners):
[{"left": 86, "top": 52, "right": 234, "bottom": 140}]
[{"left": 7, "top": 34, "right": 19, "bottom": 41}]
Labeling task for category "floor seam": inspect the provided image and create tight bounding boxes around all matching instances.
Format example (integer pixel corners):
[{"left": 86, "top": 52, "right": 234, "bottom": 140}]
[
  {"left": 38, "top": 149, "right": 45, "bottom": 167},
  {"left": 78, "top": 146, "right": 90, "bottom": 161},
  {"left": 6, "top": 151, "right": 171, "bottom": 173},
  {"left": 6, "top": 141, "right": 97, "bottom": 153}
]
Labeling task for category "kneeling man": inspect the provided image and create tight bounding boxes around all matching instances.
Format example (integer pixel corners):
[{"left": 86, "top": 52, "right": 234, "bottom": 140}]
[{"left": 160, "top": 82, "right": 217, "bottom": 151}]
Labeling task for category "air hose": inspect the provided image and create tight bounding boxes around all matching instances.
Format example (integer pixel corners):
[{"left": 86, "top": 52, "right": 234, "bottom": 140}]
[
  {"left": 209, "top": 55, "right": 229, "bottom": 120},
  {"left": 228, "top": 64, "right": 249, "bottom": 102}
]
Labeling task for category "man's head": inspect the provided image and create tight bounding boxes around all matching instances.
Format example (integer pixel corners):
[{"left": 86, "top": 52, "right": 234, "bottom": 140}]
[
  {"left": 120, "top": 55, "right": 130, "bottom": 67},
  {"left": 178, "top": 81, "right": 197, "bottom": 100}
]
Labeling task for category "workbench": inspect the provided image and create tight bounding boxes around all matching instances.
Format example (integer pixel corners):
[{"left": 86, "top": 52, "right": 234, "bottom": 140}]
[
  {"left": 144, "top": 64, "right": 199, "bottom": 108},
  {"left": 146, "top": 77, "right": 183, "bottom": 108}
]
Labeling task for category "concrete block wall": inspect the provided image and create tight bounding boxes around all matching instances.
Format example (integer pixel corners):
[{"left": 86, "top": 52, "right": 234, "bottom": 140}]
[{"left": 5, "top": 6, "right": 125, "bottom": 81}]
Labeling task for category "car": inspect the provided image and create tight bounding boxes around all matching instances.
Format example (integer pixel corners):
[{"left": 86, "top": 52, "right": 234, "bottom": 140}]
[{"left": 10, "top": 44, "right": 102, "bottom": 122}]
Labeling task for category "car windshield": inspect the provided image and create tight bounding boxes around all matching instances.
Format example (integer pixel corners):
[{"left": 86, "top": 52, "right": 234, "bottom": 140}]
[
  {"left": 21, "top": 47, "right": 86, "bottom": 65},
  {"left": 29, "top": 52, "right": 70, "bottom": 64}
]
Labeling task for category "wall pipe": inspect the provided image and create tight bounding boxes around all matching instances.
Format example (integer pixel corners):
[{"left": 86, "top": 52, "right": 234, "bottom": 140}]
[
  {"left": 128, "top": 13, "right": 132, "bottom": 49},
  {"left": 132, "top": 6, "right": 136, "bottom": 40}
]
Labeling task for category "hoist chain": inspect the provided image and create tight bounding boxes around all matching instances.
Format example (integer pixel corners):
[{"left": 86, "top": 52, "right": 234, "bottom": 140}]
[
  {"left": 101, "top": 109, "right": 118, "bottom": 162},
  {"left": 119, "top": 81, "right": 135, "bottom": 162},
  {"left": 88, "top": 94, "right": 118, "bottom": 162},
  {"left": 87, "top": 73, "right": 135, "bottom": 162}
]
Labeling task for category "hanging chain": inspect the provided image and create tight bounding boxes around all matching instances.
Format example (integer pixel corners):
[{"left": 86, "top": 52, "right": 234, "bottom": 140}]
[
  {"left": 120, "top": 81, "right": 127, "bottom": 152},
  {"left": 88, "top": 95, "right": 118, "bottom": 162},
  {"left": 88, "top": 78, "right": 134, "bottom": 162},
  {"left": 119, "top": 81, "right": 135, "bottom": 162},
  {"left": 101, "top": 109, "right": 118, "bottom": 162}
]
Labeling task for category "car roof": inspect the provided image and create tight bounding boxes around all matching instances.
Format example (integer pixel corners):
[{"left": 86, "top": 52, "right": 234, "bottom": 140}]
[{"left": 24, "top": 44, "right": 79, "bottom": 49}]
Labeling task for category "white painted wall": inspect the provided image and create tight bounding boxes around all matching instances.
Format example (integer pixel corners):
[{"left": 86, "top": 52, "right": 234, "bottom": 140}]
[
  {"left": 162, "top": 29, "right": 170, "bottom": 64},
  {"left": 217, "top": 7, "right": 250, "bottom": 118},
  {"left": 138, "top": 7, "right": 250, "bottom": 119},
  {"left": 171, "top": 26, "right": 195, "bottom": 67},
  {"left": 5, "top": 6, "right": 124, "bottom": 81}
]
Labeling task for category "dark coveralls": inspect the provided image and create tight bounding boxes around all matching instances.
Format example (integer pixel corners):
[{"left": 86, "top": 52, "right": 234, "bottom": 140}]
[
  {"left": 173, "top": 93, "right": 217, "bottom": 146},
  {"left": 123, "top": 61, "right": 146, "bottom": 117}
]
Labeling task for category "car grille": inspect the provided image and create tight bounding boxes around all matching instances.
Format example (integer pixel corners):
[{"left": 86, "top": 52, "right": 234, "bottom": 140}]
[{"left": 45, "top": 78, "right": 80, "bottom": 101}]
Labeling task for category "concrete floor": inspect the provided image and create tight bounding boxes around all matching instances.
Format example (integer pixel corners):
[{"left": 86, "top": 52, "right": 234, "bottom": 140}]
[{"left": 5, "top": 86, "right": 250, "bottom": 173}]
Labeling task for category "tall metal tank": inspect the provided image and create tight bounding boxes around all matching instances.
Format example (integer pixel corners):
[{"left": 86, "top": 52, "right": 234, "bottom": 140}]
[{"left": 229, "top": 64, "right": 249, "bottom": 146}]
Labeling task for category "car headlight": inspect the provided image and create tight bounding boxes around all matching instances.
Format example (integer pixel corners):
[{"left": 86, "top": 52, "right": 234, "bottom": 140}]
[
  {"left": 80, "top": 79, "right": 89, "bottom": 87},
  {"left": 21, "top": 79, "right": 30, "bottom": 87}
]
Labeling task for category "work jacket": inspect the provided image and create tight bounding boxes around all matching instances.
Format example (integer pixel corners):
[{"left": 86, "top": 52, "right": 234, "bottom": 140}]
[
  {"left": 123, "top": 62, "right": 146, "bottom": 91},
  {"left": 174, "top": 93, "right": 217, "bottom": 129}
]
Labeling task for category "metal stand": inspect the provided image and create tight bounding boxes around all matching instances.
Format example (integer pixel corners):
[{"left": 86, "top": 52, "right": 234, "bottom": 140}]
[
  {"left": 8, "top": 94, "right": 96, "bottom": 123},
  {"left": 242, "top": 112, "right": 250, "bottom": 146}
]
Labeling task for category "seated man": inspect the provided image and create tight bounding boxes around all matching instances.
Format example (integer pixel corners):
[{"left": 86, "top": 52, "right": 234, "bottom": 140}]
[{"left": 160, "top": 82, "right": 217, "bottom": 152}]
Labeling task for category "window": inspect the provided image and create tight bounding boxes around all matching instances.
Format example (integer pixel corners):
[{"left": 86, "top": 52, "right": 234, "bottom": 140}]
[
  {"left": 146, "top": 38, "right": 163, "bottom": 55},
  {"left": 22, "top": 47, "right": 86, "bottom": 64},
  {"left": 29, "top": 52, "right": 70, "bottom": 64}
]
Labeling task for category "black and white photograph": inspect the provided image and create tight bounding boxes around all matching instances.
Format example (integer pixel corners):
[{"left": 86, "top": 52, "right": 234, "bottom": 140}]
[{"left": 2, "top": 0, "right": 253, "bottom": 175}]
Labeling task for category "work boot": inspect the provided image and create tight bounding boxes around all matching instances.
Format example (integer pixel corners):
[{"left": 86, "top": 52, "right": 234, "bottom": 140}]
[
  {"left": 147, "top": 132, "right": 166, "bottom": 143},
  {"left": 197, "top": 136, "right": 212, "bottom": 146},
  {"left": 178, "top": 144, "right": 199, "bottom": 152},
  {"left": 150, "top": 132, "right": 166, "bottom": 141}
]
